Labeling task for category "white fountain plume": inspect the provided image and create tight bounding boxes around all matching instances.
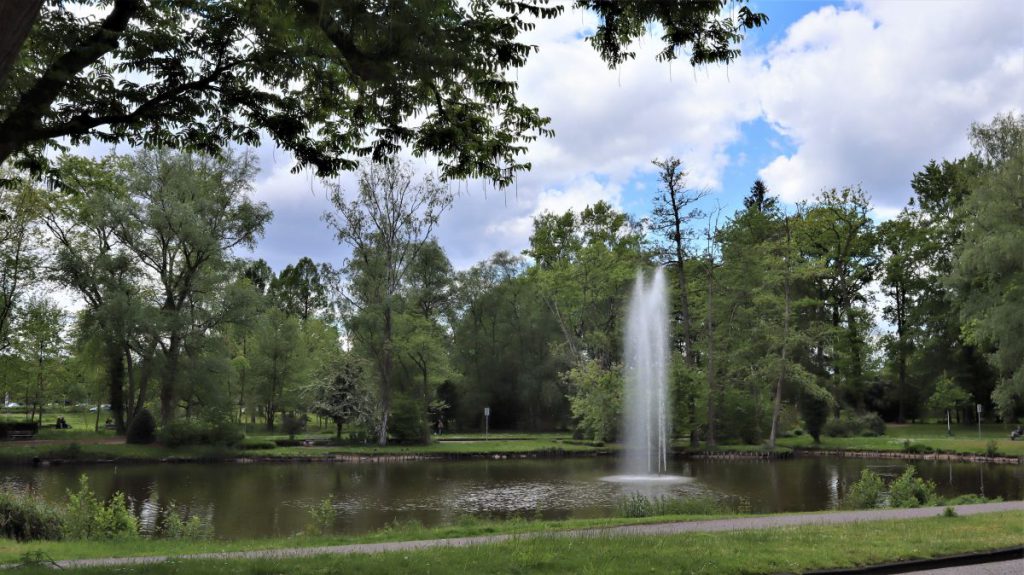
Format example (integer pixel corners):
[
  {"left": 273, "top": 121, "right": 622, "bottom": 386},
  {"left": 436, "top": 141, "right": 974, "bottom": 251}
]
[{"left": 621, "top": 267, "right": 671, "bottom": 476}]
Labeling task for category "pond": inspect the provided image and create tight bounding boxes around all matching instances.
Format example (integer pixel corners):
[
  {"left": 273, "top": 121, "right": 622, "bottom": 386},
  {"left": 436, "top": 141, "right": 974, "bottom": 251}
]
[{"left": 1, "top": 456, "right": 1021, "bottom": 539}]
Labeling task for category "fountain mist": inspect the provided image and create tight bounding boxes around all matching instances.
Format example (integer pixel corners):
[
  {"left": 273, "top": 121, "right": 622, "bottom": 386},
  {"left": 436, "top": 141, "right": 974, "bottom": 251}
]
[{"left": 621, "top": 267, "right": 671, "bottom": 476}]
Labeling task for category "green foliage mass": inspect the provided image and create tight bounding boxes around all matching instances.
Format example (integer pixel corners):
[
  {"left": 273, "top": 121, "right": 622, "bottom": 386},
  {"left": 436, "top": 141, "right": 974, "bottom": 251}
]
[
  {"left": 2, "top": 112, "right": 1022, "bottom": 452},
  {"left": 0, "top": 1, "right": 765, "bottom": 186},
  {"left": 565, "top": 361, "right": 623, "bottom": 443},
  {"left": 0, "top": 491, "right": 64, "bottom": 542},
  {"left": 64, "top": 476, "right": 138, "bottom": 541}
]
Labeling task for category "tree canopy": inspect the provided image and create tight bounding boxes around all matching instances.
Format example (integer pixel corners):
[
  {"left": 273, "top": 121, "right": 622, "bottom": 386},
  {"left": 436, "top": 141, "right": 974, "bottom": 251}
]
[{"left": 0, "top": 1, "right": 767, "bottom": 185}]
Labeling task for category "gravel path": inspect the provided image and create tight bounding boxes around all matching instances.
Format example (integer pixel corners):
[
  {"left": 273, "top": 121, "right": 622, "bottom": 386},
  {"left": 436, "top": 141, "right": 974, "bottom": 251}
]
[{"left": 28, "top": 501, "right": 1024, "bottom": 570}]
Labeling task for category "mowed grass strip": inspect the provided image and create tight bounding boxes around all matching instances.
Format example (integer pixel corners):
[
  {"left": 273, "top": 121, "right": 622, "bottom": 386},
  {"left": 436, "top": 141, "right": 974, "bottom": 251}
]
[
  {"left": 10, "top": 511, "right": 1021, "bottom": 574},
  {"left": 0, "top": 436, "right": 604, "bottom": 464},
  {"left": 0, "top": 512, "right": 758, "bottom": 564},
  {"left": 778, "top": 426, "right": 1024, "bottom": 458}
]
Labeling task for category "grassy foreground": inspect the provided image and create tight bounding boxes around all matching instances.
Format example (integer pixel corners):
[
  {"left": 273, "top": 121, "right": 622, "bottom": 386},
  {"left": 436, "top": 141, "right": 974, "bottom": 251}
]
[
  {"left": 0, "top": 513, "right": 748, "bottom": 564},
  {"left": 6, "top": 511, "right": 1021, "bottom": 574}
]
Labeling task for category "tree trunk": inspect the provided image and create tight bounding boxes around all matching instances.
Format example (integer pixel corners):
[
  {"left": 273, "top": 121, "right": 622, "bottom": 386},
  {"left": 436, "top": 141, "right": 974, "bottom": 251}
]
[
  {"left": 107, "top": 340, "right": 126, "bottom": 433},
  {"left": 0, "top": 1, "right": 43, "bottom": 89},
  {"left": 896, "top": 286, "right": 907, "bottom": 423},
  {"left": 377, "top": 303, "right": 393, "bottom": 446},
  {"left": 769, "top": 221, "right": 792, "bottom": 448},
  {"left": 160, "top": 331, "right": 180, "bottom": 424},
  {"left": 705, "top": 258, "right": 716, "bottom": 448}
]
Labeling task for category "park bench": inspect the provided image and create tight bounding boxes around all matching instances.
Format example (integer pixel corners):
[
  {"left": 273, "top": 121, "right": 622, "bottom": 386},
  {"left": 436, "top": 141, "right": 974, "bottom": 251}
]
[{"left": 6, "top": 429, "right": 36, "bottom": 440}]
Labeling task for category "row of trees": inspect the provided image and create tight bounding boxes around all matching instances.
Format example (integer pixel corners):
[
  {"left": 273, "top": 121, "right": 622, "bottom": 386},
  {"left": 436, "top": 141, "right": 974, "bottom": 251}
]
[{"left": 1, "top": 113, "right": 1020, "bottom": 446}]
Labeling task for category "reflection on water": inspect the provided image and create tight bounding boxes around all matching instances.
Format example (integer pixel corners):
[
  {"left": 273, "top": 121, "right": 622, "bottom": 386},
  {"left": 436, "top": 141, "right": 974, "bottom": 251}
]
[{"left": 0, "top": 456, "right": 1020, "bottom": 539}]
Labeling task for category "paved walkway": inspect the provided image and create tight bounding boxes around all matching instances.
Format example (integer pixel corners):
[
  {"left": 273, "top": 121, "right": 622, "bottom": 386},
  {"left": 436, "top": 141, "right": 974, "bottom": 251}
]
[
  {"left": 30, "top": 501, "right": 1024, "bottom": 570},
  {"left": 909, "top": 559, "right": 1024, "bottom": 575}
]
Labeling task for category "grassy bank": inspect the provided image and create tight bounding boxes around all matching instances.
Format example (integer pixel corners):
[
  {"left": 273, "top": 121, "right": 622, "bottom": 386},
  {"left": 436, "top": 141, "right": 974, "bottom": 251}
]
[
  {"left": 6, "top": 511, "right": 1021, "bottom": 574},
  {"left": 0, "top": 433, "right": 606, "bottom": 465},
  {"left": 777, "top": 423, "right": 1024, "bottom": 458},
  {"left": 4, "top": 420, "right": 1022, "bottom": 464},
  {"left": 0, "top": 511, "right": 749, "bottom": 564}
]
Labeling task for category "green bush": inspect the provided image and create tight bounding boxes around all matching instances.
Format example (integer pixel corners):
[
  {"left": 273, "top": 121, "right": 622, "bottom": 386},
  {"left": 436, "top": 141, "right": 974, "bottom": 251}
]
[
  {"left": 616, "top": 493, "right": 654, "bottom": 518},
  {"left": 306, "top": 496, "right": 337, "bottom": 535},
  {"left": 616, "top": 493, "right": 730, "bottom": 518},
  {"left": 824, "top": 412, "right": 886, "bottom": 438},
  {"left": 565, "top": 360, "right": 623, "bottom": 443},
  {"left": 902, "top": 440, "right": 935, "bottom": 454},
  {"left": 0, "top": 491, "right": 64, "bottom": 541},
  {"left": 126, "top": 409, "right": 156, "bottom": 444},
  {"left": 388, "top": 396, "right": 430, "bottom": 443},
  {"left": 64, "top": 475, "right": 138, "bottom": 540},
  {"left": 238, "top": 437, "right": 276, "bottom": 450},
  {"left": 943, "top": 494, "right": 1001, "bottom": 505},
  {"left": 281, "top": 412, "right": 307, "bottom": 440},
  {"left": 843, "top": 469, "right": 885, "bottom": 509},
  {"left": 800, "top": 392, "right": 830, "bottom": 443},
  {"left": 985, "top": 440, "right": 1000, "bottom": 457},
  {"left": 158, "top": 419, "right": 244, "bottom": 447},
  {"left": 161, "top": 505, "right": 212, "bottom": 539},
  {"left": 888, "top": 466, "right": 937, "bottom": 507}
]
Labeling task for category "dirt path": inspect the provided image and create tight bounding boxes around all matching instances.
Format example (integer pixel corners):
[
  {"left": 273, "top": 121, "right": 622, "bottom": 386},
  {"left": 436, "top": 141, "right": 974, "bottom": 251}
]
[{"left": 30, "top": 501, "right": 1024, "bottom": 570}]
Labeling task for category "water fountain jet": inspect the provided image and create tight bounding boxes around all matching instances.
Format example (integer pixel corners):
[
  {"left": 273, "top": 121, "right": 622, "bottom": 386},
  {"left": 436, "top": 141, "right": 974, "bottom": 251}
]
[{"left": 603, "top": 267, "right": 682, "bottom": 483}]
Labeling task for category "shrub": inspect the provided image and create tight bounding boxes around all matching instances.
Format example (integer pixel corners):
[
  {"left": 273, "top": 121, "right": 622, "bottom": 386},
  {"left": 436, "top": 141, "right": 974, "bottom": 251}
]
[
  {"left": 888, "top": 466, "right": 937, "bottom": 507},
  {"left": 943, "top": 494, "right": 1001, "bottom": 505},
  {"left": 161, "top": 505, "right": 212, "bottom": 539},
  {"left": 0, "top": 491, "right": 64, "bottom": 541},
  {"left": 565, "top": 361, "right": 622, "bottom": 443},
  {"left": 615, "top": 493, "right": 729, "bottom": 518},
  {"left": 306, "top": 496, "right": 337, "bottom": 535},
  {"left": 616, "top": 492, "right": 654, "bottom": 518},
  {"left": 824, "top": 412, "right": 886, "bottom": 438},
  {"left": 281, "top": 412, "right": 307, "bottom": 440},
  {"left": 238, "top": 437, "right": 276, "bottom": 450},
  {"left": 126, "top": 409, "right": 156, "bottom": 444},
  {"left": 388, "top": 396, "right": 430, "bottom": 443},
  {"left": 64, "top": 475, "right": 138, "bottom": 540},
  {"left": 800, "top": 392, "right": 830, "bottom": 443},
  {"left": 158, "top": 419, "right": 244, "bottom": 447},
  {"left": 985, "top": 440, "right": 1000, "bottom": 457},
  {"left": 843, "top": 469, "right": 885, "bottom": 509},
  {"left": 902, "top": 440, "right": 934, "bottom": 454}
]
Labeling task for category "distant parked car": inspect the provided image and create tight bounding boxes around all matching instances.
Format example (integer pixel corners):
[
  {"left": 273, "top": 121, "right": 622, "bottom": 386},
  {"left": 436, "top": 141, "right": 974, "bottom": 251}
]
[
  {"left": 88, "top": 404, "right": 111, "bottom": 412},
  {"left": 4, "top": 402, "right": 20, "bottom": 408}
]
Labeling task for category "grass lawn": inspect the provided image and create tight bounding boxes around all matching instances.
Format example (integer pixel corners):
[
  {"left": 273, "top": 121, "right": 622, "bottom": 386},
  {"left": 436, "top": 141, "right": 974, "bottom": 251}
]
[
  {"left": 4, "top": 419, "right": 1021, "bottom": 462},
  {"left": 0, "top": 411, "right": 118, "bottom": 441},
  {"left": 0, "top": 432, "right": 604, "bottom": 464},
  {"left": 0, "top": 512, "right": 753, "bottom": 564},
  {"left": 777, "top": 423, "right": 1024, "bottom": 458},
  {"left": 5, "top": 511, "right": 1021, "bottom": 574}
]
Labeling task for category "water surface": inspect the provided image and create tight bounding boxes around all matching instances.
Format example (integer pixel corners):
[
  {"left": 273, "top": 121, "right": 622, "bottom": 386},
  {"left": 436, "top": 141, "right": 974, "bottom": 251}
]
[{"left": 1, "top": 456, "right": 1019, "bottom": 539}]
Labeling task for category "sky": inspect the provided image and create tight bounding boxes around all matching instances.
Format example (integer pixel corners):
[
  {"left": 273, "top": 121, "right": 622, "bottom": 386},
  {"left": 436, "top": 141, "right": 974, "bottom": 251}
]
[{"left": 229, "top": 0, "right": 1023, "bottom": 272}]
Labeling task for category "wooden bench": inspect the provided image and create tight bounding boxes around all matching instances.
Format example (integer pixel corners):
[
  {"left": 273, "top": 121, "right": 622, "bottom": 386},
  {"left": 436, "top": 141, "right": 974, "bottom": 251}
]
[{"left": 6, "top": 430, "right": 36, "bottom": 440}]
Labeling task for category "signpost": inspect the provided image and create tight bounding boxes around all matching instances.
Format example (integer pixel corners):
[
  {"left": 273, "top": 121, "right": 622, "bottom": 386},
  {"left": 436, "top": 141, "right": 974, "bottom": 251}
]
[
  {"left": 977, "top": 403, "right": 982, "bottom": 439},
  {"left": 484, "top": 407, "right": 490, "bottom": 441}
]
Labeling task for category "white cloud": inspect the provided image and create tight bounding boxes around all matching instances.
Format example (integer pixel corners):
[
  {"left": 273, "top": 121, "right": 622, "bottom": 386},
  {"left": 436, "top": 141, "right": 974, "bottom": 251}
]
[
  {"left": 757, "top": 0, "right": 1023, "bottom": 209},
  {"left": 225, "top": 0, "right": 1024, "bottom": 272}
]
